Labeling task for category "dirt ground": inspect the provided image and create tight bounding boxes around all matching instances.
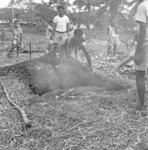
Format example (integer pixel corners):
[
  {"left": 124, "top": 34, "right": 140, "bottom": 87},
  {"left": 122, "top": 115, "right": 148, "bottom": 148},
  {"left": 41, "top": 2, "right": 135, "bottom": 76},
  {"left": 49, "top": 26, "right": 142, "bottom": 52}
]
[{"left": 0, "top": 29, "right": 148, "bottom": 150}]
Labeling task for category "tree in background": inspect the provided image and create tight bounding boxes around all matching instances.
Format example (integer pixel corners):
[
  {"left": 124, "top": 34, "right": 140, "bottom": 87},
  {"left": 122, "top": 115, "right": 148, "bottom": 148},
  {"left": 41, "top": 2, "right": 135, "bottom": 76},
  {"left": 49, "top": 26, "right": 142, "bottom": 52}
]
[
  {"left": 73, "top": 0, "right": 92, "bottom": 29},
  {"left": 34, "top": 1, "right": 56, "bottom": 31},
  {"left": 5, "top": 0, "right": 139, "bottom": 32},
  {"left": 7, "top": 0, "right": 71, "bottom": 30},
  {"left": 73, "top": 0, "right": 138, "bottom": 30},
  {"left": 8, "top": 0, "right": 36, "bottom": 26}
]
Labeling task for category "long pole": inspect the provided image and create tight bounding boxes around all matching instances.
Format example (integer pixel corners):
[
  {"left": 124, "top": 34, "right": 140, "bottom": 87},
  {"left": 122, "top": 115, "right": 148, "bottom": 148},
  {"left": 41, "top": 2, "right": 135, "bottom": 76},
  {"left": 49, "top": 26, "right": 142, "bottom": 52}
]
[
  {"left": 29, "top": 42, "right": 32, "bottom": 60},
  {"left": 11, "top": 3, "right": 14, "bottom": 24}
]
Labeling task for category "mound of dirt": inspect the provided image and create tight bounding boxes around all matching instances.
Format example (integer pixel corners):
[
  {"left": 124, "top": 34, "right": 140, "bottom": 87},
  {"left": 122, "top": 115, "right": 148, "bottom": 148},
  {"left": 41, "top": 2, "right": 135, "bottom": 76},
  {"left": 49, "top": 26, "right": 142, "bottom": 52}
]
[{"left": 0, "top": 54, "right": 131, "bottom": 95}]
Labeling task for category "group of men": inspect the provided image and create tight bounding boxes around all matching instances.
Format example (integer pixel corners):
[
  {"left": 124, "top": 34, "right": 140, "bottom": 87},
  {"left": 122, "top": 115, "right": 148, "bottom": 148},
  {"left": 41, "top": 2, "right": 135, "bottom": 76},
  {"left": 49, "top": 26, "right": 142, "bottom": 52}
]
[
  {"left": 46, "top": 5, "right": 92, "bottom": 68},
  {"left": 5, "top": 0, "right": 148, "bottom": 111},
  {"left": 7, "top": 5, "right": 92, "bottom": 68}
]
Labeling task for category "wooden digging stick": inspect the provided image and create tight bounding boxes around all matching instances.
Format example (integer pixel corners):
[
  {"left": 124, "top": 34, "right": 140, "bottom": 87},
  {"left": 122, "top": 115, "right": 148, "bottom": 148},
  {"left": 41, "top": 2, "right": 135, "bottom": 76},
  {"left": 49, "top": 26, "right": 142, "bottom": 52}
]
[{"left": 0, "top": 79, "right": 32, "bottom": 128}]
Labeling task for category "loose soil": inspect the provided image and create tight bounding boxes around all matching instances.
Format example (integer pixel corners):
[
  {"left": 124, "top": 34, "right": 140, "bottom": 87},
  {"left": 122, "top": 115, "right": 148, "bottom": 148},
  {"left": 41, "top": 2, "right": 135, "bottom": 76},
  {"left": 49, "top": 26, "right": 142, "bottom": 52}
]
[{"left": 0, "top": 31, "right": 148, "bottom": 150}]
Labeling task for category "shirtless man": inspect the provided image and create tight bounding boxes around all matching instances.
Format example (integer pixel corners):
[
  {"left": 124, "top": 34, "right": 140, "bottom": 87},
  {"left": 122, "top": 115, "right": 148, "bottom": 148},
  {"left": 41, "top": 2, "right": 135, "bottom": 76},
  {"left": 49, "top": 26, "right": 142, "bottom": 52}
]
[{"left": 64, "top": 28, "right": 92, "bottom": 69}]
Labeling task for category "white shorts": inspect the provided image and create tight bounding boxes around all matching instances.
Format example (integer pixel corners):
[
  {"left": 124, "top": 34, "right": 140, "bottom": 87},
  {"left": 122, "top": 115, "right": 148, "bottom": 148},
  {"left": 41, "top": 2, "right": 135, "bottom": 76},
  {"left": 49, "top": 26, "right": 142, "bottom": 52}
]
[{"left": 53, "top": 31, "right": 68, "bottom": 45}]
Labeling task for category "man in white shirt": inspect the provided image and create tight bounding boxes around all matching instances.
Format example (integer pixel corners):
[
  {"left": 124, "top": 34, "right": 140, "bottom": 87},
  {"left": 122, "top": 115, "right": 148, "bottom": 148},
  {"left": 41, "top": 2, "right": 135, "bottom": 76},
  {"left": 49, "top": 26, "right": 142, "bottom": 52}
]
[
  {"left": 134, "top": 0, "right": 148, "bottom": 110},
  {"left": 52, "top": 5, "right": 70, "bottom": 57}
]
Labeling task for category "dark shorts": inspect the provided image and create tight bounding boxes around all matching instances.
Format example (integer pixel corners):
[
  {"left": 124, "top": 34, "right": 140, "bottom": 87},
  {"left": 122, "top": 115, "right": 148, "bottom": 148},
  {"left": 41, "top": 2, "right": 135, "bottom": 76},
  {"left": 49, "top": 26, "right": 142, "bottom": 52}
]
[{"left": 135, "top": 45, "right": 148, "bottom": 71}]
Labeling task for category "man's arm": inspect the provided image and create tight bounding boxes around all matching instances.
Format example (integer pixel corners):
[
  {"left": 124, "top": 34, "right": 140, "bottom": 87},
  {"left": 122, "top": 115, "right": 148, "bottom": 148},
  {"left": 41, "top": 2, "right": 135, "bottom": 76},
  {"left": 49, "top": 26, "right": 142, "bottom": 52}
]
[
  {"left": 107, "top": 26, "right": 110, "bottom": 35},
  {"left": 66, "top": 22, "right": 70, "bottom": 33},
  {"left": 20, "top": 29, "right": 23, "bottom": 44},
  {"left": 136, "top": 21, "right": 146, "bottom": 50},
  {"left": 46, "top": 26, "right": 49, "bottom": 39},
  {"left": 66, "top": 16, "right": 70, "bottom": 34},
  {"left": 134, "top": 3, "right": 147, "bottom": 65},
  {"left": 52, "top": 23, "right": 57, "bottom": 37},
  {"left": 11, "top": 27, "right": 15, "bottom": 37},
  {"left": 135, "top": 21, "right": 146, "bottom": 64},
  {"left": 116, "top": 56, "right": 134, "bottom": 71},
  {"left": 135, "top": 3, "right": 146, "bottom": 49},
  {"left": 52, "top": 17, "right": 57, "bottom": 37},
  {"left": 20, "top": 33, "right": 23, "bottom": 43}
]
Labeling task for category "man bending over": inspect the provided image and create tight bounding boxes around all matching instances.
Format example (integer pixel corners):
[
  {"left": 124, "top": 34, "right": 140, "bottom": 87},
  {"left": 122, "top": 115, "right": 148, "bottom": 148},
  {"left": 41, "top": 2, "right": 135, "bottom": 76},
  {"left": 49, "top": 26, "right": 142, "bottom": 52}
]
[{"left": 64, "top": 28, "right": 92, "bottom": 69}]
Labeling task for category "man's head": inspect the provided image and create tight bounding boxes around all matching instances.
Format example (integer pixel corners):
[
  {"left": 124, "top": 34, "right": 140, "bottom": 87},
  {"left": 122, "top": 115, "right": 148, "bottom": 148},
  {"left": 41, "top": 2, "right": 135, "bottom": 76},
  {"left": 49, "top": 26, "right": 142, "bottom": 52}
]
[
  {"left": 73, "top": 29, "right": 85, "bottom": 43},
  {"left": 74, "top": 29, "right": 83, "bottom": 38},
  {"left": 57, "top": 5, "right": 65, "bottom": 17},
  {"left": 13, "top": 19, "right": 20, "bottom": 28}
]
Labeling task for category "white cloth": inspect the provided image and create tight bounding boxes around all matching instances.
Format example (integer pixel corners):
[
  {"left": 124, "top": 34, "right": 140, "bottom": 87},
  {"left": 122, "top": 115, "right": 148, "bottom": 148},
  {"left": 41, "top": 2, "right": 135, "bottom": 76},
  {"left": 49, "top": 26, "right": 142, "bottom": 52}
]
[
  {"left": 53, "top": 32, "right": 68, "bottom": 45},
  {"left": 135, "top": 0, "right": 148, "bottom": 73},
  {"left": 135, "top": 0, "right": 148, "bottom": 45},
  {"left": 53, "top": 15, "right": 70, "bottom": 32}
]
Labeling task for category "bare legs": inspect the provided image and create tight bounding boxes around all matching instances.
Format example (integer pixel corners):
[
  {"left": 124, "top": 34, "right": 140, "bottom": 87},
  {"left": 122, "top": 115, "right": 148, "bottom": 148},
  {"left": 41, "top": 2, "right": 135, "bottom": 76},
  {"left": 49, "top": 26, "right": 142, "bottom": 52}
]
[{"left": 135, "top": 70, "right": 145, "bottom": 110}]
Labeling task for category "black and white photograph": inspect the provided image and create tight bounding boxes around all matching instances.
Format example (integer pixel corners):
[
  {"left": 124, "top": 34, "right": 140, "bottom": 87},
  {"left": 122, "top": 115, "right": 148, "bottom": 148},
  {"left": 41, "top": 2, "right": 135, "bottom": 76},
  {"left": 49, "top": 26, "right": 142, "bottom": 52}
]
[{"left": 0, "top": 0, "right": 148, "bottom": 149}]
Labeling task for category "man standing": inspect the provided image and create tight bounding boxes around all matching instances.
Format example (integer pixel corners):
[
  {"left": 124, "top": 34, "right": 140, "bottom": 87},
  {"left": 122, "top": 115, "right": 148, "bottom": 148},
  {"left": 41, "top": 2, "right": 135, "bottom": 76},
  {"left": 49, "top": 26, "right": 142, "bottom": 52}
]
[
  {"left": 7, "top": 19, "right": 23, "bottom": 59},
  {"left": 52, "top": 5, "right": 70, "bottom": 57},
  {"left": 134, "top": 0, "right": 148, "bottom": 110},
  {"left": 64, "top": 28, "right": 92, "bottom": 69},
  {"left": 105, "top": 23, "right": 120, "bottom": 57}
]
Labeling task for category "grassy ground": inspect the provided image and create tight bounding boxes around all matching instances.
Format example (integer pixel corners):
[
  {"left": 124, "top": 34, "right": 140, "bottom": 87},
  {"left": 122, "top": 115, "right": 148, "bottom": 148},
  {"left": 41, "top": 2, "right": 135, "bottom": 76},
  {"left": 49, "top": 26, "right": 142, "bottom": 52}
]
[{"left": 0, "top": 28, "right": 148, "bottom": 150}]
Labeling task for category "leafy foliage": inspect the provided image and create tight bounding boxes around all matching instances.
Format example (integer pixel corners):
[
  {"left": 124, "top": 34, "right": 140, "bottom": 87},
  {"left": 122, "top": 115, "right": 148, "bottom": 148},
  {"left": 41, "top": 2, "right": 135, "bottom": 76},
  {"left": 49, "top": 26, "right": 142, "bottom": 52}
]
[
  {"left": 73, "top": 0, "right": 138, "bottom": 27},
  {"left": 4, "top": 0, "right": 139, "bottom": 29},
  {"left": 34, "top": 2, "right": 56, "bottom": 24}
]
